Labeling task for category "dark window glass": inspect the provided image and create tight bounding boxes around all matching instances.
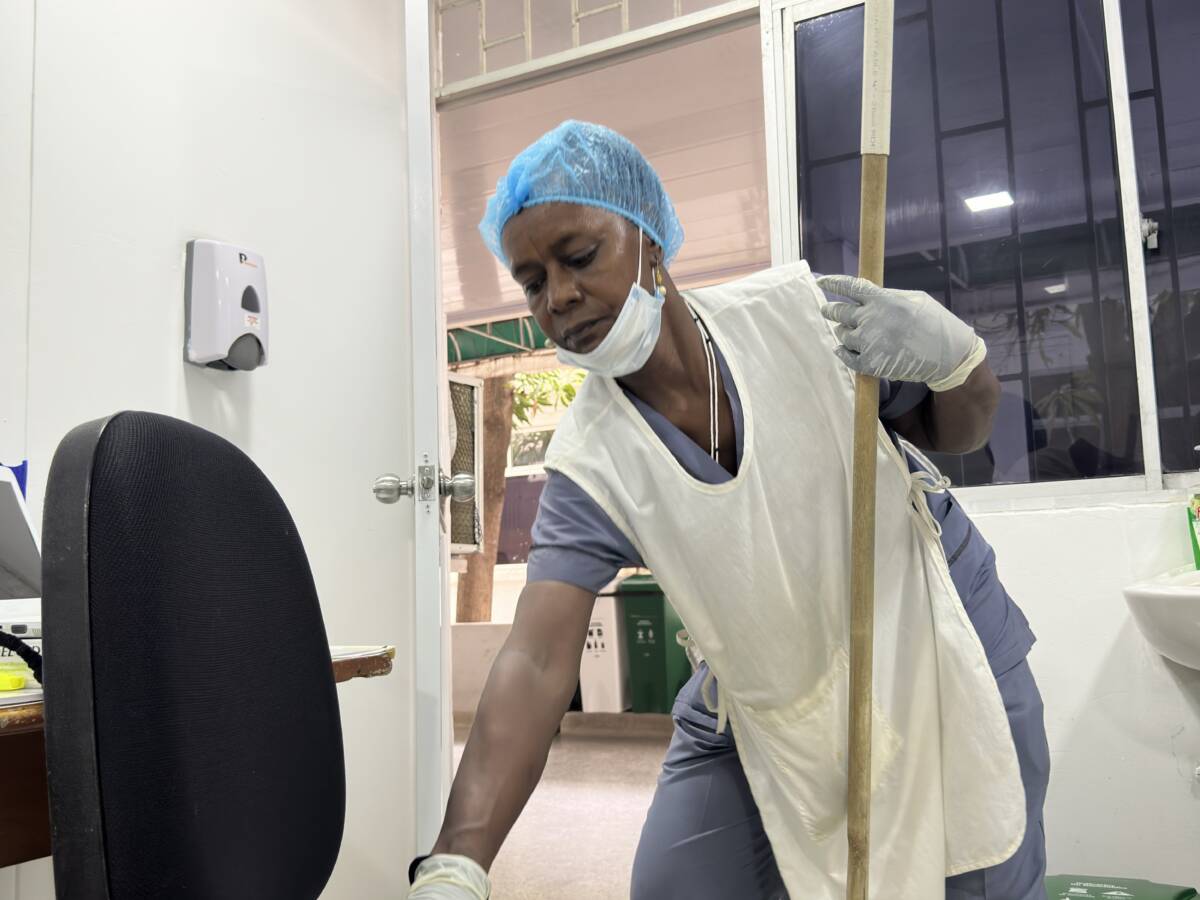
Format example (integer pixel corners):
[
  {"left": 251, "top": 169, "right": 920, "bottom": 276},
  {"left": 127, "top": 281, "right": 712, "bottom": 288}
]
[
  {"left": 1075, "top": 0, "right": 1111, "bottom": 105},
  {"left": 930, "top": 0, "right": 1004, "bottom": 132},
  {"left": 796, "top": 0, "right": 1145, "bottom": 485}
]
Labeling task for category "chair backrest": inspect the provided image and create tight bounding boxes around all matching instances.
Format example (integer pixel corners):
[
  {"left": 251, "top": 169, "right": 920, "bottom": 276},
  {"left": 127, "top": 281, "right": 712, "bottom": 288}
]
[{"left": 42, "top": 411, "right": 345, "bottom": 900}]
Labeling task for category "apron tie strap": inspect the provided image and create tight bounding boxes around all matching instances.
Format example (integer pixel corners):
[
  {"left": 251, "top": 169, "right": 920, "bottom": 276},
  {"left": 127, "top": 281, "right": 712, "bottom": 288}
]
[
  {"left": 901, "top": 440, "right": 950, "bottom": 542},
  {"left": 681, "top": 631, "right": 727, "bottom": 733},
  {"left": 676, "top": 629, "right": 706, "bottom": 673},
  {"left": 701, "top": 665, "right": 729, "bottom": 736},
  {"left": 909, "top": 469, "right": 949, "bottom": 540}
]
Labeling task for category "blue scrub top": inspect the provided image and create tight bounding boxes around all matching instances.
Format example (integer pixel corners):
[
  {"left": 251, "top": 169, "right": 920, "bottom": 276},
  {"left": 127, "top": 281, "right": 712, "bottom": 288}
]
[{"left": 527, "top": 301, "right": 1036, "bottom": 704}]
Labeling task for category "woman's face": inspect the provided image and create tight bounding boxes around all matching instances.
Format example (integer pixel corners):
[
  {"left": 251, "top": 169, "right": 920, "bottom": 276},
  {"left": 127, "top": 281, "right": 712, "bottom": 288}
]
[{"left": 501, "top": 203, "right": 652, "bottom": 354}]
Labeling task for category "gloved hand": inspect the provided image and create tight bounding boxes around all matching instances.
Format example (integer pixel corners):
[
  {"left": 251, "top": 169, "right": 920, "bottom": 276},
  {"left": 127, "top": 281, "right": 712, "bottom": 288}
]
[
  {"left": 816, "top": 274, "right": 987, "bottom": 391},
  {"left": 408, "top": 854, "right": 491, "bottom": 899}
]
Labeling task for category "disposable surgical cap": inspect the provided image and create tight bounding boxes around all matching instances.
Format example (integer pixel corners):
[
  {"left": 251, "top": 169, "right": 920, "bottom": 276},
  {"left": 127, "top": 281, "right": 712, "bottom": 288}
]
[{"left": 478, "top": 120, "right": 684, "bottom": 267}]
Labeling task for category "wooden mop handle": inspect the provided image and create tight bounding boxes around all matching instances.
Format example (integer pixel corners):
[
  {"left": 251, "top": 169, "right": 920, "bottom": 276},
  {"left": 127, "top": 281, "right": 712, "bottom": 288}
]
[{"left": 848, "top": 2, "right": 893, "bottom": 899}]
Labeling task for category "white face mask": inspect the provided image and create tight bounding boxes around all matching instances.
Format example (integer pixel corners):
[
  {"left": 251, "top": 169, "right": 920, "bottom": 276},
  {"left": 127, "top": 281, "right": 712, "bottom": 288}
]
[{"left": 555, "top": 227, "right": 665, "bottom": 378}]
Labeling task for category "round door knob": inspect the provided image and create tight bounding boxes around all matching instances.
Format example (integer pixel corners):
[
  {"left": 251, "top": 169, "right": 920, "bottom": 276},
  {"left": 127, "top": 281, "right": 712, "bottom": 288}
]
[
  {"left": 440, "top": 472, "right": 476, "bottom": 503},
  {"left": 373, "top": 473, "right": 413, "bottom": 504}
]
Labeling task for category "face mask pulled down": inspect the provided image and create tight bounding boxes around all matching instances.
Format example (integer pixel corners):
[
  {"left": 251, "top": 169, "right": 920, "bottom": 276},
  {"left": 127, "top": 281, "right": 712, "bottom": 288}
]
[{"left": 555, "top": 228, "right": 665, "bottom": 378}]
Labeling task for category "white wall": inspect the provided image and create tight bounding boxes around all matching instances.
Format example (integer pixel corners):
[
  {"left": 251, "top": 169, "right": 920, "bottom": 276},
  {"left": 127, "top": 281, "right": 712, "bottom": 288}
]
[
  {"left": 451, "top": 621, "right": 512, "bottom": 716},
  {"left": 0, "top": 0, "right": 33, "bottom": 470},
  {"left": 0, "top": 2, "right": 48, "bottom": 893},
  {"left": 2, "top": 1, "right": 419, "bottom": 896},
  {"left": 449, "top": 564, "right": 526, "bottom": 625},
  {"left": 963, "top": 489, "right": 1200, "bottom": 886}
]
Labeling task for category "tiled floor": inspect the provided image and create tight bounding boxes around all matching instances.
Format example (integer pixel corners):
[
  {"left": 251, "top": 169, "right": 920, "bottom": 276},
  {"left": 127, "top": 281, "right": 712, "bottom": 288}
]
[{"left": 453, "top": 724, "right": 671, "bottom": 899}]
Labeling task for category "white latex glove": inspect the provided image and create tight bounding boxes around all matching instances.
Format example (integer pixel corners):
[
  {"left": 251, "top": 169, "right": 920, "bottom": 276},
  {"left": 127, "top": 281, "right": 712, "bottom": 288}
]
[
  {"left": 816, "top": 274, "right": 987, "bottom": 391},
  {"left": 408, "top": 854, "right": 491, "bottom": 899}
]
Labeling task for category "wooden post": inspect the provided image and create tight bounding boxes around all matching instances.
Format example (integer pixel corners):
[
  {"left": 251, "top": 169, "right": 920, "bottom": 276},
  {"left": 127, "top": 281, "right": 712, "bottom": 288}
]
[
  {"left": 455, "top": 376, "right": 514, "bottom": 623},
  {"left": 847, "top": 3, "right": 893, "bottom": 899}
]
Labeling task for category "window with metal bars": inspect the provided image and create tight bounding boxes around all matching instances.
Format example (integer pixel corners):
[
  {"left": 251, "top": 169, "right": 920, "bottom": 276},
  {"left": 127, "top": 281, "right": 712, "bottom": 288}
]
[{"left": 437, "top": 0, "right": 725, "bottom": 87}]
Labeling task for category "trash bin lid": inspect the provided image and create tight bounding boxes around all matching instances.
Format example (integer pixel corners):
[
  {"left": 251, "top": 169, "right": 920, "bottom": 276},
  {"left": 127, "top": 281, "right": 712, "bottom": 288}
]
[
  {"left": 617, "top": 574, "right": 661, "bottom": 593},
  {"left": 1045, "top": 876, "right": 1198, "bottom": 900}
]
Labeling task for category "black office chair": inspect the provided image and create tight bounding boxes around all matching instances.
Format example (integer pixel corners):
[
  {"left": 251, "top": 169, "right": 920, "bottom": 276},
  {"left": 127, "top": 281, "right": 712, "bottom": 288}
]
[{"left": 41, "top": 411, "right": 345, "bottom": 899}]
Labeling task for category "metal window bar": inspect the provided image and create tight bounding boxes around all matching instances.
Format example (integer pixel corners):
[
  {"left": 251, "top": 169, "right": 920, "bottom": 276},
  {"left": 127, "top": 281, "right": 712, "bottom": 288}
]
[
  {"left": 526, "top": 0, "right": 533, "bottom": 60},
  {"left": 435, "top": 0, "right": 531, "bottom": 76},
  {"left": 573, "top": 0, "right": 628, "bottom": 48},
  {"left": 989, "top": 0, "right": 1038, "bottom": 484},
  {"left": 440, "top": 0, "right": 662, "bottom": 82},
  {"left": 920, "top": 0, "right": 964, "bottom": 485},
  {"left": 1100, "top": 0, "right": 1163, "bottom": 488},
  {"left": 483, "top": 32, "right": 526, "bottom": 51},
  {"left": 1141, "top": 0, "right": 1193, "bottom": 468},
  {"left": 436, "top": 0, "right": 757, "bottom": 105},
  {"left": 459, "top": 323, "right": 535, "bottom": 353},
  {"left": 479, "top": 0, "right": 528, "bottom": 72},
  {"left": 1065, "top": 0, "right": 1118, "bottom": 464},
  {"left": 521, "top": 317, "right": 539, "bottom": 349},
  {"left": 436, "top": 0, "right": 481, "bottom": 85}
]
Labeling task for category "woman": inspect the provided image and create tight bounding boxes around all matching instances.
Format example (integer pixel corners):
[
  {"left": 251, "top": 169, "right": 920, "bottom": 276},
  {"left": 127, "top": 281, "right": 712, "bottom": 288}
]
[{"left": 409, "top": 121, "right": 1049, "bottom": 900}]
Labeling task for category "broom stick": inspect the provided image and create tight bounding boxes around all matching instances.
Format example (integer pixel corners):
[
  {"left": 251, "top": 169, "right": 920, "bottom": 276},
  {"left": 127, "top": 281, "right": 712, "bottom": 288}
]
[{"left": 847, "top": 2, "right": 894, "bottom": 899}]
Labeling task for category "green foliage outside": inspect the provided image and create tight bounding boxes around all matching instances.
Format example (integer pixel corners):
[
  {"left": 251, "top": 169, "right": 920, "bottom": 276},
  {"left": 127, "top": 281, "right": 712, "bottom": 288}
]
[{"left": 510, "top": 368, "right": 586, "bottom": 427}]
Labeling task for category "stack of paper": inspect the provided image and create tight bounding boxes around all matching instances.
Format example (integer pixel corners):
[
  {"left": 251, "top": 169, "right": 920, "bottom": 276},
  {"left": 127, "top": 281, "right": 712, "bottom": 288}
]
[
  {"left": 330, "top": 645, "right": 392, "bottom": 662},
  {"left": 0, "top": 683, "right": 42, "bottom": 710}
]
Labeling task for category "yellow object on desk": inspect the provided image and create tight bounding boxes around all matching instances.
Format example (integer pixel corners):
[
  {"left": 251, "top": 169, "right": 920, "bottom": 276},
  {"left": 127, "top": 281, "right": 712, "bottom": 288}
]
[{"left": 0, "top": 671, "right": 27, "bottom": 691}]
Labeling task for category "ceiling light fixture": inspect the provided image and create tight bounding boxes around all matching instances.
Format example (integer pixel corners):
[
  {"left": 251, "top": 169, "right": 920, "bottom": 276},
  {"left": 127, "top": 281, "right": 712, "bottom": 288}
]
[{"left": 964, "top": 190, "right": 1015, "bottom": 212}]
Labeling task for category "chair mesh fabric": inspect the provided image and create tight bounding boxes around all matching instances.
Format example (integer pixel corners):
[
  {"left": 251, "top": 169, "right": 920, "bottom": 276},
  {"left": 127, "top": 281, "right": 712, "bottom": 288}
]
[{"left": 83, "top": 412, "right": 344, "bottom": 898}]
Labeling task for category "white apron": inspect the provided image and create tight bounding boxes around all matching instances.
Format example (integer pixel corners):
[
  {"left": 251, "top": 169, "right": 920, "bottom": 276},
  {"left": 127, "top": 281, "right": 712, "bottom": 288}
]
[{"left": 544, "top": 261, "right": 1025, "bottom": 898}]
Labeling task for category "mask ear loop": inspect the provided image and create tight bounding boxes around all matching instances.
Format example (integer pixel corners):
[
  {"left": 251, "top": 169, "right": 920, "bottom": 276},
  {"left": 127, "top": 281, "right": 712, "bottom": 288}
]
[{"left": 635, "top": 226, "right": 645, "bottom": 291}]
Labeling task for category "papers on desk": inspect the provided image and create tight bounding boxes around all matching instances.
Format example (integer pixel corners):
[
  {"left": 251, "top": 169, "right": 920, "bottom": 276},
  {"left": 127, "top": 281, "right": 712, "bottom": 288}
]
[
  {"left": 0, "top": 468, "right": 40, "bottom": 601},
  {"left": 330, "top": 645, "right": 392, "bottom": 662},
  {"left": 0, "top": 683, "right": 42, "bottom": 710}
]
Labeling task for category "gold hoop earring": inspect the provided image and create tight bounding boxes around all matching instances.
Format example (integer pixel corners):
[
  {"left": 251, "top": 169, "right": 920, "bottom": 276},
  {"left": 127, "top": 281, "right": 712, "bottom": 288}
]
[{"left": 654, "top": 264, "right": 666, "bottom": 299}]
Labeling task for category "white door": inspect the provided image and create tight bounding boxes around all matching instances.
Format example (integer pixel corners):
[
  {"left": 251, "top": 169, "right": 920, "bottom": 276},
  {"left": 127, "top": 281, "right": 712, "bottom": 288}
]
[
  {"left": 401, "top": 0, "right": 456, "bottom": 854},
  {"left": 0, "top": 0, "right": 454, "bottom": 895}
]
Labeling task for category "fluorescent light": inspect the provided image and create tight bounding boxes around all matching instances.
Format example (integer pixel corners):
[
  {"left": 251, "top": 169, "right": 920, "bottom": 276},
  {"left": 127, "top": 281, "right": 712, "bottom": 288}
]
[
  {"left": 964, "top": 191, "right": 1014, "bottom": 212},
  {"left": 1044, "top": 283, "right": 1067, "bottom": 295}
]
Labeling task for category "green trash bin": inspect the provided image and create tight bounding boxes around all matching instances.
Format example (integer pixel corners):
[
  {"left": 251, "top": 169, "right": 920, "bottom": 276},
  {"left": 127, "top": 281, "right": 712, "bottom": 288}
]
[
  {"left": 1045, "top": 875, "right": 1198, "bottom": 899},
  {"left": 618, "top": 574, "right": 691, "bottom": 714}
]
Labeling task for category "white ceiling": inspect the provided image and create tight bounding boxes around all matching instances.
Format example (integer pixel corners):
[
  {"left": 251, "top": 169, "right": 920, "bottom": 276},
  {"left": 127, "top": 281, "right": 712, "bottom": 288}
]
[{"left": 438, "top": 23, "right": 770, "bottom": 326}]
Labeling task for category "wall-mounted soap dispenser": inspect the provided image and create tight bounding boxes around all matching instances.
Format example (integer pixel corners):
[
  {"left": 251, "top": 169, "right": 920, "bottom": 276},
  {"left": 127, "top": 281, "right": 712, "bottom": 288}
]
[{"left": 185, "top": 239, "right": 269, "bottom": 371}]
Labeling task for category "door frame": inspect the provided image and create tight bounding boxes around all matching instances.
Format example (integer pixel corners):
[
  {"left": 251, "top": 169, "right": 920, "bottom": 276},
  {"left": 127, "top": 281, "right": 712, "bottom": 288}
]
[
  {"left": 406, "top": 0, "right": 454, "bottom": 852},
  {"left": 760, "top": 0, "right": 1165, "bottom": 497}
]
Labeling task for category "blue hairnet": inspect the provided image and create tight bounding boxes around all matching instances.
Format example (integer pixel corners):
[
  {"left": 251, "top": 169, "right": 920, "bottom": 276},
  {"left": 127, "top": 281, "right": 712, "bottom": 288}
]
[{"left": 479, "top": 120, "right": 684, "bottom": 267}]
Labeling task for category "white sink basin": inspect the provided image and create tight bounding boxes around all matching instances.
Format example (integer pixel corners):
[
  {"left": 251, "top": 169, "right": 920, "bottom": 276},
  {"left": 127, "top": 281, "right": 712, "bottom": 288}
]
[{"left": 1123, "top": 565, "right": 1200, "bottom": 670}]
